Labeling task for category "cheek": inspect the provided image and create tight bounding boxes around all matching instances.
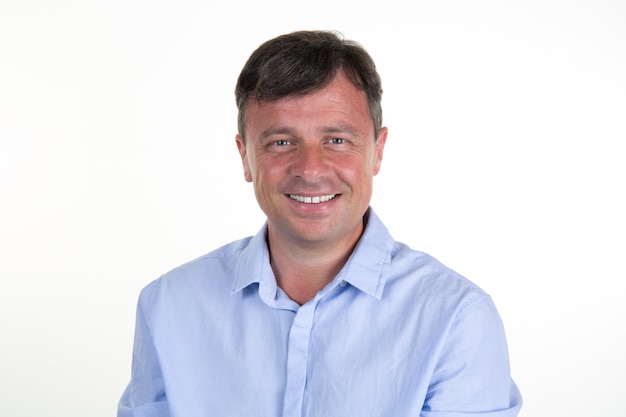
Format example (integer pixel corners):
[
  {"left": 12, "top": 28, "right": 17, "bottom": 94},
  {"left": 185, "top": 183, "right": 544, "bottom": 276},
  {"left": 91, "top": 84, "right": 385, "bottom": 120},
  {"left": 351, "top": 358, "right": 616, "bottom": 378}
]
[
  {"left": 337, "top": 157, "right": 374, "bottom": 187},
  {"left": 245, "top": 153, "right": 275, "bottom": 184},
  {"left": 251, "top": 158, "right": 281, "bottom": 187}
]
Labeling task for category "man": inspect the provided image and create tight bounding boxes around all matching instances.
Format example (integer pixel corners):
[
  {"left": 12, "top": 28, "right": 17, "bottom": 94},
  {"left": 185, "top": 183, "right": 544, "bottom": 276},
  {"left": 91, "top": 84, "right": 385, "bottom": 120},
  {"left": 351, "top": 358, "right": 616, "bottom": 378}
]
[{"left": 118, "top": 30, "right": 522, "bottom": 416}]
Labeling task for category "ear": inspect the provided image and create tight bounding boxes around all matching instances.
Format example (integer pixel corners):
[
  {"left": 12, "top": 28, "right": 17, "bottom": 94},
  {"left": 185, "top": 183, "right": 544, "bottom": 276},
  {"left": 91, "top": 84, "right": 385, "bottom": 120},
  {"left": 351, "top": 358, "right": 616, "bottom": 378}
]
[
  {"left": 236, "top": 134, "right": 253, "bottom": 183},
  {"left": 372, "top": 127, "right": 388, "bottom": 176}
]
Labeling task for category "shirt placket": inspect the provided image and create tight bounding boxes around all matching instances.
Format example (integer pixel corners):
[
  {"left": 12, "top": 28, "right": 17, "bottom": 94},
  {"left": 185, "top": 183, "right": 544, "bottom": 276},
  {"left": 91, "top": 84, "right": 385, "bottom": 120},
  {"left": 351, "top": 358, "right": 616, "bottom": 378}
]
[{"left": 282, "top": 300, "right": 317, "bottom": 417}]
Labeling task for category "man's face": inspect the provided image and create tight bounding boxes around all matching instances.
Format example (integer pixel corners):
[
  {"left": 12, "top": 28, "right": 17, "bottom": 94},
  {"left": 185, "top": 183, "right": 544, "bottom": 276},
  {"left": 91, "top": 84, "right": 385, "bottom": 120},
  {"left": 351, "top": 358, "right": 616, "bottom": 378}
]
[{"left": 236, "top": 72, "right": 387, "bottom": 249}]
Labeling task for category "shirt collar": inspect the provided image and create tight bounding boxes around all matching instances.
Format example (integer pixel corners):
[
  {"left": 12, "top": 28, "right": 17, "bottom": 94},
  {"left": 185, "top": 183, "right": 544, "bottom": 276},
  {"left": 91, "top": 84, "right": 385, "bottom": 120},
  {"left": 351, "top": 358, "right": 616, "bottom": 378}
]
[
  {"left": 231, "top": 207, "right": 394, "bottom": 301},
  {"left": 231, "top": 223, "right": 275, "bottom": 298},
  {"left": 335, "top": 208, "right": 394, "bottom": 299}
]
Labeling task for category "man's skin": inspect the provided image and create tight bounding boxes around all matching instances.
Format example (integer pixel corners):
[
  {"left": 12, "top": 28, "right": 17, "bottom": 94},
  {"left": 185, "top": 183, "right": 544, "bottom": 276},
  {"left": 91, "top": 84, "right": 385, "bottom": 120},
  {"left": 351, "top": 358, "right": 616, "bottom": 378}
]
[{"left": 236, "top": 71, "right": 388, "bottom": 305}]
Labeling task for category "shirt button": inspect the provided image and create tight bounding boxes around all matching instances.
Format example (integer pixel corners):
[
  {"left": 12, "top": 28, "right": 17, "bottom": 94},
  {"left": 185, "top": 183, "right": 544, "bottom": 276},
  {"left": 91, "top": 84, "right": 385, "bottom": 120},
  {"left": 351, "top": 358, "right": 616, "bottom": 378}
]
[{"left": 339, "top": 280, "right": 347, "bottom": 287}]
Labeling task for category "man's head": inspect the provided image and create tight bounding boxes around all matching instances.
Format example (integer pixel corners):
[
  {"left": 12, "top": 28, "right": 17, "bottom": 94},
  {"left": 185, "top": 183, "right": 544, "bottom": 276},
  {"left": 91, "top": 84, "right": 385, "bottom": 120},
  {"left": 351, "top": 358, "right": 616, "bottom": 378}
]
[
  {"left": 235, "top": 30, "right": 383, "bottom": 142},
  {"left": 234, "top": 31, "right": 387, "bottom": 250}
]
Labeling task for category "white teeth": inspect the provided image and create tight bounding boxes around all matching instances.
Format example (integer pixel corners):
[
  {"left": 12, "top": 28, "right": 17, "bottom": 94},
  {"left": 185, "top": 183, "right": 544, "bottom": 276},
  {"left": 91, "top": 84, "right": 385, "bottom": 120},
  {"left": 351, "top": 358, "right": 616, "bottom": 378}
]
[{"left": 289, "top": 194, "right": 336, "bottom": 204}]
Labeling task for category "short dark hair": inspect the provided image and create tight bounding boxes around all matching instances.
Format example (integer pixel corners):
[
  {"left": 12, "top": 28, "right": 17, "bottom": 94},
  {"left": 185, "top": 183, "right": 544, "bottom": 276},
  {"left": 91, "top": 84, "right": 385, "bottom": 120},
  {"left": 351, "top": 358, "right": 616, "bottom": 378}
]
[{"left": 235, "top": 30, "right": 383, "bottom": 142}]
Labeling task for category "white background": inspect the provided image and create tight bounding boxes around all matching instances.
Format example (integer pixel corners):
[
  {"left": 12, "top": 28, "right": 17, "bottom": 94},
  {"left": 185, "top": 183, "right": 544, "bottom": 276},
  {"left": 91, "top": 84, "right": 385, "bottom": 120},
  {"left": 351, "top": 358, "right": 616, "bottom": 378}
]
[{"left": 1, "top": 1, "right": 624, "bottom": 416}]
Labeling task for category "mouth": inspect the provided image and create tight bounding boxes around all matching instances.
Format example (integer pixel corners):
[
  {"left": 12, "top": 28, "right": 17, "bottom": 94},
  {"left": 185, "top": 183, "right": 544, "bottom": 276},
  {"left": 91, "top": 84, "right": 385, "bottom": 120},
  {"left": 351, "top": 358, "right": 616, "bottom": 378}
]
[{"left": 289, "top": 194, "right": 337, "bottom": 204}]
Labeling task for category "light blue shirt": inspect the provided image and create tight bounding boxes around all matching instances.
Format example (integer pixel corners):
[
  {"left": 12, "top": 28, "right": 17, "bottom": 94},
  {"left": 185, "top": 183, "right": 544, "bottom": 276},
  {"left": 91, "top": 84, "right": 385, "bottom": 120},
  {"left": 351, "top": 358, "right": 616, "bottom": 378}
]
[{"left": 118, "top": 208, "right": 522, "bottom": 417}]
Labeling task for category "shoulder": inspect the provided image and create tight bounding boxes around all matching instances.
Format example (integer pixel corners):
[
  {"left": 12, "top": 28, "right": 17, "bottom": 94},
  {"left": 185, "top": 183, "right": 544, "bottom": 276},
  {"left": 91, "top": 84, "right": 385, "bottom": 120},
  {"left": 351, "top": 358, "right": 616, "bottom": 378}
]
[
  {"left": 166, "top": 237, "right": 253, "bottom": 277},
  {"left": 138, "top": 236, "right": 253, "bottom": 308},
  {"left": 387, "top": 241, "right": 490, "bottom": 313}
]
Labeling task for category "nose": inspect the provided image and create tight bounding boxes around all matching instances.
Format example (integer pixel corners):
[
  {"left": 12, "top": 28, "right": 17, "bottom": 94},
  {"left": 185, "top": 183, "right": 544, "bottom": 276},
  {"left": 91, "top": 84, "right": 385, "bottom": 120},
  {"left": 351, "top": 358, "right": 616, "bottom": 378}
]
[{"left": 292, "top": 144, "right": 328, "bottom": 180}]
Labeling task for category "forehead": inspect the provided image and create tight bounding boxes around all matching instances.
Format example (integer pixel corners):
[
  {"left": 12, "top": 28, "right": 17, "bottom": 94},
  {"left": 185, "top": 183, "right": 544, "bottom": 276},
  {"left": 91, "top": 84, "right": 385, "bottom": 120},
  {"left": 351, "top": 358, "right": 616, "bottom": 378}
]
[{"left": 243, "top": 73, "right": 373, "bottom": 138}]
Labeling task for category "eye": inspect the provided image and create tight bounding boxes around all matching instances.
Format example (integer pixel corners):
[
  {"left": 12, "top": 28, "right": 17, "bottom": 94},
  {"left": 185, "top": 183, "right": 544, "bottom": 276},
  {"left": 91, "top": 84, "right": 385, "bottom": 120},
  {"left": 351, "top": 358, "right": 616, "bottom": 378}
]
[
  {"left": 328, "top": 137, "right": 346, "bottom": 145},
  {"left": 272, "top": 139, "right": 291, "bottom": 147}
]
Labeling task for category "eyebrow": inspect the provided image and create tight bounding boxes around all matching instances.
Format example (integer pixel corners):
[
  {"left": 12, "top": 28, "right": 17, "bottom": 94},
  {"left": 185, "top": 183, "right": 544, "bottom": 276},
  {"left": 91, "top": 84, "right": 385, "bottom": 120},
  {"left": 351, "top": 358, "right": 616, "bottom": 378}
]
[
  {"left": 321, "top": 125, "right": 362, "bottom": 137},
  {"left": 260, "top": 127, "right": 296, "bottom": 140},
  {"left": 260, "top": 124, "right": 362, "bottom": 140}
]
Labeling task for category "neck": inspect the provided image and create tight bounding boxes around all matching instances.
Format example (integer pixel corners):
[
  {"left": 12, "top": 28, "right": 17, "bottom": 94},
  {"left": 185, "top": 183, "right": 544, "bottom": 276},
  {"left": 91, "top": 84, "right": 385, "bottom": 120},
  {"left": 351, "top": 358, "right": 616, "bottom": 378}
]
[{"left": 267, "top": 226, "right": 363, "bottom": 306}]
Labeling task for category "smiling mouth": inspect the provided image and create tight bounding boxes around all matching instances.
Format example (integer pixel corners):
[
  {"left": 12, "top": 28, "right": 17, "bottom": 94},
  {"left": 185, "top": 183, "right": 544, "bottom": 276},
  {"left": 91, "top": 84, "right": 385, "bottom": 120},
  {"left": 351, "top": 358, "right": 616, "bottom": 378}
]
[{"left": 289, "top": 194, "right": 337, "bottom": 204}]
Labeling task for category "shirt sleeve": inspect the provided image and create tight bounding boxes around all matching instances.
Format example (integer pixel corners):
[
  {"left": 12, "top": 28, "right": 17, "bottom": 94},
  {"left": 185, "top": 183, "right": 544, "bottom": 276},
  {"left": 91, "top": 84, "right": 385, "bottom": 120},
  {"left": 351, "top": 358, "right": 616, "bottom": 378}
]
[
  {"left": 117, "top": 290, "right": 170, "bottom": 417},
  {"left": 421, "top": 296, "right": 522, "bottom": 417}
]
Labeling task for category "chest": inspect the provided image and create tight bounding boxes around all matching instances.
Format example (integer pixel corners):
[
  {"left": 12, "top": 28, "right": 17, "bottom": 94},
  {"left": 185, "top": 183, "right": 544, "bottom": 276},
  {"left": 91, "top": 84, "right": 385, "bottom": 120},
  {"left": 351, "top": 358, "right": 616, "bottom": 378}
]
[{"left": 153, "top": 289, "right": 445, "bottom": 417}]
